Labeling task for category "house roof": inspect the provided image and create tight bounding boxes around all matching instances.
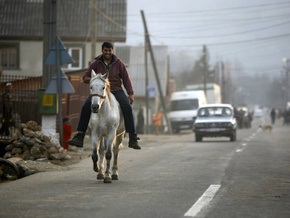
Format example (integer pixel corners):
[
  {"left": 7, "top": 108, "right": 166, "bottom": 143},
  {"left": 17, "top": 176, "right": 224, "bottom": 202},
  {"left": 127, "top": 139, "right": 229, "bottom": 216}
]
[{"left": 0, "top": 0, "right": 126, "bottom": 42}]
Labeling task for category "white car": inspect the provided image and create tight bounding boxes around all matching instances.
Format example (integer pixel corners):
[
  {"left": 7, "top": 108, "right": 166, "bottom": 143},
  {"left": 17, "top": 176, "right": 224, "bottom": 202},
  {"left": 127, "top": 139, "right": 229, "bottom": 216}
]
[
  {"left": 254, "top": 108, "right": 263, "bottom": 117},
  {"left": 193, "top": 104, "right": 237, "bottom": 142}
]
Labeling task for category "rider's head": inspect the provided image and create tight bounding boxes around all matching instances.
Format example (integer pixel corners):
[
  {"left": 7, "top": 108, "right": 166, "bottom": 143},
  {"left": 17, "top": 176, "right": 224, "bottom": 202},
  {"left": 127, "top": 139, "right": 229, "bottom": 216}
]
[{"left": 102, "top": 42, "right": 114, "bottom": 50}]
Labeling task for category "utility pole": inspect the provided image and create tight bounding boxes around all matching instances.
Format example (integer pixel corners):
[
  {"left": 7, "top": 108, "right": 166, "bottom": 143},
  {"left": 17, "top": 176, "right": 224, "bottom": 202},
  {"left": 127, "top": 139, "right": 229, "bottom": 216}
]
[
  {"left": 221, "top": 61, "right": 226, "bottom": 103},
  {"left": 43, "top": 0, "right": 56, "bottom": 88},
  {"left": 140, "top": 10, "right": 172, "bottom": 134},
  {"left": 144, "top": 40, "right": 149, "bottom": 134},
  {"left": 283, "top": 58, "right": 290, "bottom": 106},
  {"left": 42, "top": 0, "right": 57, "bottom": 140},
  {"left": 203, "top": 45, "right": 207, "bottom": 98},
  {"left": 90, "top": 0, "right": 97, "bottom": 60}
]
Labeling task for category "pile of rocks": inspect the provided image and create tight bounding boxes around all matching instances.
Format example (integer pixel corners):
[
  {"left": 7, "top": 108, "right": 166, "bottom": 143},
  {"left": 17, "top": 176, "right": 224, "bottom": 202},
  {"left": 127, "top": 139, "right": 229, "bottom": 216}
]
[{"left": 3, "top": 121, "right": 70, "bottom": 161}]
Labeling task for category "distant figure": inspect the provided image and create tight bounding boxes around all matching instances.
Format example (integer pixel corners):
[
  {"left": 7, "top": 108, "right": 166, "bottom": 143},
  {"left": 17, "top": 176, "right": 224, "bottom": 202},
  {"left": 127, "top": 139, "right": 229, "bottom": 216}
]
[
  {"left": 63, "top": 116, "right": 72, "bottom": 151},
  {"left": 0, "top": 83, "right": 13, "bottom": 136},
  {"left": 152, "top": 109, "right": 163, "bottom": 135},
  {"left": 136, "top": 108, "right": 144, "bottom": 134},
  {"left": 270, "top": 108, "right": 276, "bottom": 125}
]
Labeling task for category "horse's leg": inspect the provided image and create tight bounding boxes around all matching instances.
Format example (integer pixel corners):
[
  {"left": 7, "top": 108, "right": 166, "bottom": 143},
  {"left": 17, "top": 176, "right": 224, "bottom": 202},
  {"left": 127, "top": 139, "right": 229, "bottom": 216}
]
[
  {"left": 91, "top": 131, "right": 99, "bottom": 173},
  {"left": 103, "top": 134, "right": 115, "bottom": 183},
  {"left": 112, "top": 133, "right": 124, "bottom": 180},
  {"left": 97, "top": 137, "right": 105, "bottom": 180}
]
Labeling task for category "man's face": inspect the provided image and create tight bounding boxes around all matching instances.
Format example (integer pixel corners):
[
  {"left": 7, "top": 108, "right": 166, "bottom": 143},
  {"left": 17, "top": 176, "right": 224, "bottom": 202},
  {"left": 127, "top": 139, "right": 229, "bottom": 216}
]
[{"left": 102, "top": 47, "right": 113, "bottom": 61}]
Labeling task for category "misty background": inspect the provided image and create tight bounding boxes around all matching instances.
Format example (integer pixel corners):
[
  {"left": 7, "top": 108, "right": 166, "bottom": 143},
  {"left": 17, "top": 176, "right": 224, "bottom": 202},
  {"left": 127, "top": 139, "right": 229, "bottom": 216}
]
[{"left": 122, "top": 0, "right": 290, "bottom": 110}]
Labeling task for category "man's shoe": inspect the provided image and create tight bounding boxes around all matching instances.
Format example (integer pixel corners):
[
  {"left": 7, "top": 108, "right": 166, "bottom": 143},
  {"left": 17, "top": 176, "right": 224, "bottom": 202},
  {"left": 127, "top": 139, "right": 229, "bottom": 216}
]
[
  {"left": 128, "top": 133, "right": 141, "bottom": 150},
  {"left": 67, "top": 132, "right": 85, "bottom": 148}
]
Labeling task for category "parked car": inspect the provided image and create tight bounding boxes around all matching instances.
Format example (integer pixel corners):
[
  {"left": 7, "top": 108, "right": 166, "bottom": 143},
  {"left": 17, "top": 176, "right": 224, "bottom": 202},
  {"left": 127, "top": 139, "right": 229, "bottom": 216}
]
[
  {"left": 193, "top": 104, "right": 237, "bottom": 142},
  {"left": 254, "top": 108, "right": 263, "bottom": 117}
]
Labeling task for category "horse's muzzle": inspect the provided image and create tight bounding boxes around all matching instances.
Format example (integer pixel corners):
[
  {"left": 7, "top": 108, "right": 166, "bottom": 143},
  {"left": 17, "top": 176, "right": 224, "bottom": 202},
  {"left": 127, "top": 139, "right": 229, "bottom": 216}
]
[{"left": 91, "top": 104, "right": 99, "bottom": 113}]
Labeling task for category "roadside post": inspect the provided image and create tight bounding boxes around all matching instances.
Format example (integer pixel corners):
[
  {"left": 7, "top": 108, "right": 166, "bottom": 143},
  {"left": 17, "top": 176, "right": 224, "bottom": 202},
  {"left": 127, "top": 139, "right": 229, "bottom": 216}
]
[{"left": 43, "top": 36, "right": 75, "bottom": 147}]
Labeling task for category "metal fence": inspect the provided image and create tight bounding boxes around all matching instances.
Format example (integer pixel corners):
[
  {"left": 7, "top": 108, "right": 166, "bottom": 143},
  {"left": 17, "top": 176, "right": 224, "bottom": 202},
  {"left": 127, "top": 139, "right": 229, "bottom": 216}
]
[
  {"left": 0, "top": 71, "right": 88, "bottom": 140},
  {"left": 0, "top": 75, "right": 42, "bottom": 139}
]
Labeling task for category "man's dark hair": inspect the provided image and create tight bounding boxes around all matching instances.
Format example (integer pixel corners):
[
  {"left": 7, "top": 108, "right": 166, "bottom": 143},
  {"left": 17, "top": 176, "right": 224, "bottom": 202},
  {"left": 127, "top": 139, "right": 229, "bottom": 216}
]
[{"left": 102, "top": 42, "right": 114, "bottom": 50}]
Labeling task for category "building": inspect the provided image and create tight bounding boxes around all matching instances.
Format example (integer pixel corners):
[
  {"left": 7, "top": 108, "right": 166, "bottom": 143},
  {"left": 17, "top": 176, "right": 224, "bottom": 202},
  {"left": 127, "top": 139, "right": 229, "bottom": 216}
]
[
  {"left": 0, "top": 0, "right": 127, "bottom": 77},
  {"left": 115, "top": 45, "right": 170, "bottom": 131}
]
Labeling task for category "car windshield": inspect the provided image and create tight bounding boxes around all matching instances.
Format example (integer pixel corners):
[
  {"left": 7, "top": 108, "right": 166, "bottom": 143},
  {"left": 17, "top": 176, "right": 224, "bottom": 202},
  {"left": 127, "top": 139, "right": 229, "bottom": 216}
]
[
  {"left": 170, "top": 99, "right": 199, "bottom": 111},
  {"left": 198, "top": 107, "right": 232, "bottom": 117}
]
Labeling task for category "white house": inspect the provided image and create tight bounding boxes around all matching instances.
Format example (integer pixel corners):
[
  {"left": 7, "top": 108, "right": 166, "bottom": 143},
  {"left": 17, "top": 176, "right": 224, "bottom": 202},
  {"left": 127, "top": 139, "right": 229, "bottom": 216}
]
[{"left": 0, "top": 0, "right": 127, "bottom": 77}]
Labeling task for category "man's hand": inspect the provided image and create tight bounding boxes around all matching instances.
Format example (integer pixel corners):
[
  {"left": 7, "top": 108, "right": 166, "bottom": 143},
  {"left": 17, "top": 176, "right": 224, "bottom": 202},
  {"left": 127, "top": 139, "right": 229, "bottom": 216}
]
[
  {"left": 128, "top": 94, "right": 134, "bottom": 104},
  {"left": 83, "top": 76, "right": 91, "bottom": 84}
]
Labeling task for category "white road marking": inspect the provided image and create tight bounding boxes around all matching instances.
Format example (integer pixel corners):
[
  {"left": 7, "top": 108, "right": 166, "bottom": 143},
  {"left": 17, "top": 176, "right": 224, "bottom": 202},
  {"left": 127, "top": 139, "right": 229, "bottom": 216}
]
[
  {"left": 236, "top": 148, "right": 244, "bottom": 152},
  {"left": 184, "top": 184, "right": 221, "bottom": 217}
]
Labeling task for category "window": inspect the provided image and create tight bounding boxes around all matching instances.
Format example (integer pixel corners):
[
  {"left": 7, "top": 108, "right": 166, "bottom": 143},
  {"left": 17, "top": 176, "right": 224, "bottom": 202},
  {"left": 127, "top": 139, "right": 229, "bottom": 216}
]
[
  {"left": 0, "top": 44, "right": 19, "bottom": 69},
  {"left": 198, "top": 107, "right": 233, "bottom": 117},
  {"left": 170, "top": 99, "right": 199, "bottom": 111},
  {"left": 62, "top": 46, "right": 83, "bottom": 70}
]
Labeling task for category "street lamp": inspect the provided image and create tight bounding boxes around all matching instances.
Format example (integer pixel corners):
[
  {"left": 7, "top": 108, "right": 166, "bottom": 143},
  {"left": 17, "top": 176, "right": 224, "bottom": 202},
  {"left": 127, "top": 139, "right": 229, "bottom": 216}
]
[{"left": 282, "top": 58, "right": 290, "bottom": 107}]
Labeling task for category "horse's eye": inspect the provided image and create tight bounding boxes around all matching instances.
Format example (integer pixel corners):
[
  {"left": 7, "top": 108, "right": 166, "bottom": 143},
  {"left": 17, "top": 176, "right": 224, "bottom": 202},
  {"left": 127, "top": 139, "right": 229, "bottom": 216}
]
[{"left": 102, "top": 86, "right": 105, "bottom": 90}]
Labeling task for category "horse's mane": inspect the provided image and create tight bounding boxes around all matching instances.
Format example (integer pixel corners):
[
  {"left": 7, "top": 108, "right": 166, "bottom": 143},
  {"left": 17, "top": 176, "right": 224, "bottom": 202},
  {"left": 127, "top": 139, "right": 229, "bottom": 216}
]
[
  {"left": 90, "top": 74, "right": 112, "bottom": 102},
  {"left": 104, "top": 78, "right": 111, "bottom": 97},
  {"left": 104, "top": 79, "right": 112, "bottom": 105}
]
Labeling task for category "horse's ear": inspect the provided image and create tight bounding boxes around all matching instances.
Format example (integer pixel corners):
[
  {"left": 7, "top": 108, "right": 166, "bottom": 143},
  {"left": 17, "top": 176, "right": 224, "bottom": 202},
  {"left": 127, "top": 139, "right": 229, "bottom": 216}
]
[{"left": 91, "top": 70, "right": 97, "bottom": 78}]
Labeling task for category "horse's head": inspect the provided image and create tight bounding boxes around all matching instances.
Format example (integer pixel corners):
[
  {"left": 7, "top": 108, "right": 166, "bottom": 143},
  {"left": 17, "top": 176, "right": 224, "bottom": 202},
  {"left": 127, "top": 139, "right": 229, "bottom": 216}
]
[{"left": 89, "top": 70, "right": 110, "bottom": 113}]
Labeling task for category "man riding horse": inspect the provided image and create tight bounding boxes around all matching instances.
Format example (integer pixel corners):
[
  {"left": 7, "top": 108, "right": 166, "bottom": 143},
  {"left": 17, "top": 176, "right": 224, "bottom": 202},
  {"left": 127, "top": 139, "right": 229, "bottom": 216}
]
[{"left": 68, "top": 42, "right": 141, "bottom": 150}]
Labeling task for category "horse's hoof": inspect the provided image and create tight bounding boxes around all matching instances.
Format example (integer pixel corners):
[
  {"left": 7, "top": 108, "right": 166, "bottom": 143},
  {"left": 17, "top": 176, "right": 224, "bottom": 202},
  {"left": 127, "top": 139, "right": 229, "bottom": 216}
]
[
  {"left": 104, "top": 178, "right": 112, "bottom": 183},
  {"left": 97, "top": 174, "right": 104, "bottom": 180},
  {"left": 93, "top": 164, "right": 98, "bottom": 172},
  {"left": 112, "top": 175, "right": 118, "bottom": 180}
]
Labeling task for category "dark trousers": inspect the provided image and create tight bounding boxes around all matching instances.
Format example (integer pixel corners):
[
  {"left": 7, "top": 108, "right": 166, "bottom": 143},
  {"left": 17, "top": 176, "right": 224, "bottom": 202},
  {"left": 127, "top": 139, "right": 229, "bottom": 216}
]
[{"left": 77, "top": 90, "right": 136, "bottom": 134}]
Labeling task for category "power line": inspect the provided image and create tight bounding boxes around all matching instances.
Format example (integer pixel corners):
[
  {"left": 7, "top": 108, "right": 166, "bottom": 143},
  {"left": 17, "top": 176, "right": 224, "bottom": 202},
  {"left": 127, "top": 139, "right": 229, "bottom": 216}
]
[
  {"left": 131, "top": 1, "right": 290, "bottom": 16},
  {"left": 151, "top": 20, "right": 290, "bottom": 39},
  {"left": 159, "top": 32, "right": 290, "bottom": 48}
]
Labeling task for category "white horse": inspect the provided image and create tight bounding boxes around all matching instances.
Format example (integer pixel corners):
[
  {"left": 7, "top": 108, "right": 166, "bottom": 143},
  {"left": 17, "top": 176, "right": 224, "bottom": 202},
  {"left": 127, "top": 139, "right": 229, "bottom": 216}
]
[{"left": 89, "top": 70, "right": 125, "bottom": 183}]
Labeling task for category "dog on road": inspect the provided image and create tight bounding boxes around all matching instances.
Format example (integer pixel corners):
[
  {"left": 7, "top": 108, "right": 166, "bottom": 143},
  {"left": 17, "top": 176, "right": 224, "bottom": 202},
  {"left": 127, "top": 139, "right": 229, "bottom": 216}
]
[{"left": 259, "top": 124, "right": 273, "bottom": 131}]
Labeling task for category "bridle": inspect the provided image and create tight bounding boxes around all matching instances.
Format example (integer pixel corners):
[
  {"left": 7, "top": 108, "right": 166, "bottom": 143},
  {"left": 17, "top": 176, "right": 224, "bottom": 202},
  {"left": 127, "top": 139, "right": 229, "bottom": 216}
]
[
  {"left": 89, "top": 73, "right": 108, "bottom": 100},
  {"left": 90, "top": 93, "right": 106, "bottom": 99}
]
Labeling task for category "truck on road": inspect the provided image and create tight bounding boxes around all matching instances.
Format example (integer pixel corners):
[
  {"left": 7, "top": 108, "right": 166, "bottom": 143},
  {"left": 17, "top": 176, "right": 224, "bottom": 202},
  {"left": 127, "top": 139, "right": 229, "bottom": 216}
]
[
  {"left": 185, "top": 83, "right": 222, "bottom": 104},
  {"left": 168, "top": 90, "right": 207, "bottom": 133}
]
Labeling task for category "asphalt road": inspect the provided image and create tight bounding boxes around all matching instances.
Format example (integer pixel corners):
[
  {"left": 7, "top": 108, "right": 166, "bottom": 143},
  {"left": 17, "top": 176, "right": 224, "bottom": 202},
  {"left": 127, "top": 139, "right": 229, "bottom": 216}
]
[{"left": 0, "top": 118, "right": 289, "bottom": 218}]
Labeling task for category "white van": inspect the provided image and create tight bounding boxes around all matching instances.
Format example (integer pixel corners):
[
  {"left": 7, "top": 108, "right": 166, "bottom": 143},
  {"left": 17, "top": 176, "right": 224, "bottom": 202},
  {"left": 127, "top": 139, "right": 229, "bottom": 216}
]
[{"left": 168, "top": 90, "right": 207, "bottom": 133}]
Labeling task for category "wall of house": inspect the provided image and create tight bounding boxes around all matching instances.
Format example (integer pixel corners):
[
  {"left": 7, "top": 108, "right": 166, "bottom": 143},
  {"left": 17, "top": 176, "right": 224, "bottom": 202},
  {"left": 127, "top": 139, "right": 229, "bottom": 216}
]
[
  {"left": 2, "top": 41, "right": 104, "bottom": 77},
  {"left": 83, "top": 42, "right": 102, "bottom": 67},
  {"left": 20, "top": 41, "right": 43, "bottom": 76}
]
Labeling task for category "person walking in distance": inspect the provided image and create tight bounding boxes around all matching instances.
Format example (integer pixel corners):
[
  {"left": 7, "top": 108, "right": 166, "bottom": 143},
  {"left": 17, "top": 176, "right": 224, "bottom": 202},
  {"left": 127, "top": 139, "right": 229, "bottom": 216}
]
[
  {"left": 136, "top": 107, "right": 144, "bottom": 134},
  {"left": 68, "top": 42, "right": 141, "bottom": 150},
  {"left": 152, "top": 108, "right": 163, "bottom": 135},
  {"left": 270, "top": 108, "right": 276, "bottom": 125}
]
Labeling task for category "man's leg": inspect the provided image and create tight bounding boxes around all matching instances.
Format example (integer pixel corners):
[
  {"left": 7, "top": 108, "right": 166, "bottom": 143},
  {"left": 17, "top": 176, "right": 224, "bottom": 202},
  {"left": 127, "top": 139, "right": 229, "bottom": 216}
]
[
  {"left": 112, "top": 91, "right": 141, "bottom": 150},
  {"left": 68, "top": 96, "right": 91, "bottom": 147}
]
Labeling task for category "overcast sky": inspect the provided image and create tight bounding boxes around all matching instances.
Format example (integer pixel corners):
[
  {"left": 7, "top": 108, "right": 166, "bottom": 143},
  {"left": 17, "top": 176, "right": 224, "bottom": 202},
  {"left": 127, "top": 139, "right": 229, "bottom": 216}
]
[{"left": 124, "top": 0, "right": 290, "bottom": 78}]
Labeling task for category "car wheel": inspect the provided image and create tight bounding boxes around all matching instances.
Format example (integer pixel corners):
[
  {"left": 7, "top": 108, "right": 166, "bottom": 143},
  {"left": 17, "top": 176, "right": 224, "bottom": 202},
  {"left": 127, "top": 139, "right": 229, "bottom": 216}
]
[
  {"left": 230, "top": 131, "right": 236, "bottom": 141},
  {"left": 195, "top": 134, "right": 202, "bottom": 142},
  {"left": 173, "top": 128, "right": 180, "bottom": 134}
]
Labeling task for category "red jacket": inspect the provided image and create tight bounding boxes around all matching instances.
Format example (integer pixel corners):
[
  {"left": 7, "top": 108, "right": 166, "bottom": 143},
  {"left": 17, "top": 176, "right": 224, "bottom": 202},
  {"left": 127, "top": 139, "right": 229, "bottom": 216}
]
[{"left": 83, "top": 54, "right": 134, "bottom": 95}]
